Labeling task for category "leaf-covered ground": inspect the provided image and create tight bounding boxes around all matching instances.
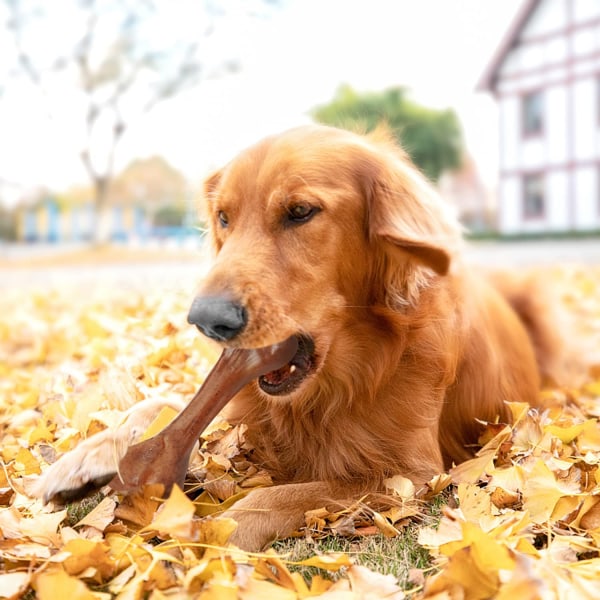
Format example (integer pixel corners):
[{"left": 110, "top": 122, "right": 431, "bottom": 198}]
[{"left": 1, "top": 259, "right": 600, "bottom": 599}]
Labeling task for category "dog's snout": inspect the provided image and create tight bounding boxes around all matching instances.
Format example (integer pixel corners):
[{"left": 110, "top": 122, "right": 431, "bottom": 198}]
[{"left": 187, "top": 296, "right": 247, "bottom": 341}]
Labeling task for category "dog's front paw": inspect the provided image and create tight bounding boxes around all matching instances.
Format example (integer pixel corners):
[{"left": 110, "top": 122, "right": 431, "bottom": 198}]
[
  {"left": 222, "top": 492, "right": 283, "bottom": 552},
  {"left": 221, "top": 484, "right": 319, "bottom": 551},
  {"left": 30, "top": 428, "right": 130, "bottom": 503},
  {"left": 30, "top": 398, "right": 181, "bottom": 504}
]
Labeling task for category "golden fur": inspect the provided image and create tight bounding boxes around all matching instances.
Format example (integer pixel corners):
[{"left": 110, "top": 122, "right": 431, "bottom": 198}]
[
  {"left": 33, "top": 125, "right": 561, "bottom": 551},
  {"left": 193, "top": 125, "right": 553, "bottom": 549}
]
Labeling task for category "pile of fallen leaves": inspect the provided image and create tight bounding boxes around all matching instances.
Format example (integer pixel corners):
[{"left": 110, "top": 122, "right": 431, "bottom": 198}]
[{"left": 1, "top": 265, "right": 600, "bottom": 599}]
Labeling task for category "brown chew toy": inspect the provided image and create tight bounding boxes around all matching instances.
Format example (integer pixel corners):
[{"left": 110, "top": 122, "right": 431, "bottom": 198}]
[{"left": 109, "top": 336, "right": 298, "bottom": 494}]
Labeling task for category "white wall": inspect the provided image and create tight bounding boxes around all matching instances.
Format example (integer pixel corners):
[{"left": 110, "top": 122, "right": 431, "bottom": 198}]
[
  {"left": 499, "top": 96, "right": 520, "bottom": 171},
  {"left": 573, "top": 77, "right": 598, "bottom": 160},
  {"left": 574, "top": 167, "right": 600, "bottom": 228},
  {"left": 573, "top": 0, "right": 600, "bottom": 23},
  {"left": 522, "top": 0, "right": 566, "bottom": 36},
  {"left": 546, "top": 86, "right": 569, "bottom": 164},
  {"left": 521, "top": 137, "right": 546, "bottom": 170},
  {"left": 546, "top": 170, "right": 570, "bottom": 230},
  {"left": 498, "top": 177, "right": 521, "bottom": 233}
]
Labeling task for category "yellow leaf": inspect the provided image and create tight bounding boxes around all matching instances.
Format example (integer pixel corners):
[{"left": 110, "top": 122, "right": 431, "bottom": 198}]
[
  {"left": 112, "top": 574, "right": 143, "bottom": 600},
  {"left": 138, "top": 406, "right": 178, "bottom": 442},
  {"left": 192, "top": 517, "right": 238, "bottom": 547},
  {"left": 373, "top": 511, "right": 400, "bottom": 537},
  {"left": 81, "top": 314, "right": 110, "bottom": 339},
  {"left": 142, "top": 484, "right": 194, "bottom": 539},
  {"left": 33, "top": 568, "right": 96, "bottom": 600},
  {"left": 438, "top": 546, "right": 500, "bottom": 599},
  {"left": 62, "top": 538, "right": 114, "bottom": 579},
  {"left": 551, "top": 495, "right": 582, "bottom": 522},
  {"left": 199, "top": 580, "right": 238, "bottom": 600},
  {"left": 489, "top": 464, "right": 524, "bottom": 494},
  {"left": 522, "top": 459, "right": 579, "bottom": 524},
  {"left": 255, "top": 553, "right": 296, "bottom": 591},
  {"left": 457, "top": 483, "right": 495, "bottom": 522},
  {"left": 184, "top": 555, "right": 236, "bottom": 591},
  {"left": 0, "top": 572, "right": 30, "bottom": 599},
  {"left": 310, "top": 575, "right": 333, "bottom": 595},
  {"left": 106, "top": 534, "right": 148, "bottom": 572},
  {"left": 423, "top": 473, "right": 452, "bottom": 497},
  {"left": 239, "top": 578, "right": 296, "bottom": 600},
  {"left": 576, "top": 496, "right": 600, "bottom": 530},
  {"left": 506, "top": 402, "right": 531, "bottom": 424},
  {"left": 147, "top": 590, "right": 170, "bottom": 600},
  {"left": 515, "top": 537, "right": 539, "bottom": 557},
  {"left": 441, "top": 521, "right": 514, "bottom": 572},
  {"left": 146, "top": 338, "right": 178, "bottom": 367},
  {"left": 13, "top": 447, "right": 41, "bottom": 476},
  {"left": 578, "top": 419, "right": 600, "bottom": 452},
  {"left": 450, "top": 425, "right": 511, "bottom": 485},
  {"left": 142, "top": 547, "right": 181, "bottom": 588},
  {"left": 106, "top": 563, "right": 136, "bottom": 595},
  {"left": 114, "top": 484, "right": 162, "bottom": 528},
  {"left": 545, "top": 421, "right": 585, "bottom": 444},
  {"left": 18, "top": 509, "right": 67, "bottom": 546},
  {"left": 298, "top": 552, "right": 353, "bottom": 571},
  {"left": 494, "top": 554, "right": 546, "bottom": 600},
  {"left": 194, "top": 489, "right": 250, "bottom": 517},
  {"left": 305, "top": 507, "right": 328, "bottom": 532},
  {"left": 381, "top": 503, "right": 420, "bottom": 524},
  {"left": 26, "top": 421, "right": 55, "bottom": 445},
  {"left": 384, "top": 474, "right": 415, "bottom": 499},
  {"left": 75, "top": 497, "right": 117, "bottom": 531},
  {"left": 289, "top": 572, "right": 310, "bottom": 596},
  {"left": 583, "top": 381, "right": 600, "bottom": 397}
]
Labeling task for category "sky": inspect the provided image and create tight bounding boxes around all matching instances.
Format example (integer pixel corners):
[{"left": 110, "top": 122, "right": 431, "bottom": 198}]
[{"left": 0, "top": 0, "right": 524, "bottom": 204}]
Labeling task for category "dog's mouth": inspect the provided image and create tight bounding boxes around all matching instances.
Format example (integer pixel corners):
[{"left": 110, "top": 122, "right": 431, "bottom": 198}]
[{"left": 258, "top": 335, "right": 316, "bottom": 396}]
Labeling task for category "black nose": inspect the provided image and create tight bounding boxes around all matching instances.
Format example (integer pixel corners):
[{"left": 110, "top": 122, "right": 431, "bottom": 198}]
[{"left": 187, "top": 296, "right": 247, "bottom": 341}]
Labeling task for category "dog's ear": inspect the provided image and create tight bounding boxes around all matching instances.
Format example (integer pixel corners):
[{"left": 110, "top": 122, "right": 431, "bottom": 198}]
[{"left": 361, "top": 137, "right": 461, "bottom": 276}]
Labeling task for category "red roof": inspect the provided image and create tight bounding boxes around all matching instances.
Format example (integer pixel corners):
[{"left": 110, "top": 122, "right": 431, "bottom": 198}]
[{"left": 477, "top": 0, "right": 541, "bottom": 91}]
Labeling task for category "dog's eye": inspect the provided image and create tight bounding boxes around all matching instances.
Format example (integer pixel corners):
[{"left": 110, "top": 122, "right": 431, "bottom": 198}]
[
  {"left": 217, "top": 211, "right": 229, "bottom": 228},
  {"left": 286, "top": 203, "right": 319, "bottom": 224}
]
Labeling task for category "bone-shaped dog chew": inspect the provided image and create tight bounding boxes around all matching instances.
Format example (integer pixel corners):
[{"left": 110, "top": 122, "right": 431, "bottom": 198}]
[{"left": 109, "top": 336, "right": 298, "bottom": 494}]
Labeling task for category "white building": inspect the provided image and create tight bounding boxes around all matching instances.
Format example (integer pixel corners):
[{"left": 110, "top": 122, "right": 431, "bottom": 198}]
[{"left": 479, "top": 0, "right": 600, "bottom": 235}]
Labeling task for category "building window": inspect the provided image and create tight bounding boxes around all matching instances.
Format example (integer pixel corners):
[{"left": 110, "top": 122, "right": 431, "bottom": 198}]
[
  {"left": 523, "top": 174, "right": 545, "bottom": 219},
  {"left": 522, "top": 91, "right": 543, "bottom": 136}
]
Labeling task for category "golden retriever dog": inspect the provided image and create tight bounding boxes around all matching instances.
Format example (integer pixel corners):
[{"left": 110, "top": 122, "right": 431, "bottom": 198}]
[{"left": 33, "top": 124, "right": 561, "bottom": 551}]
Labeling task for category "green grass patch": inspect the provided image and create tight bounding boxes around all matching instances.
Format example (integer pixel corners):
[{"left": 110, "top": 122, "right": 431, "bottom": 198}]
[
  {"left": 274, "top": 526, "right": 432, "bottom": 589},
  {"left": 65, "top": 491, "right": 106, "bottom": 527},
  {"left": 273, "top": 491, "right": 451, "bottom": 590}
]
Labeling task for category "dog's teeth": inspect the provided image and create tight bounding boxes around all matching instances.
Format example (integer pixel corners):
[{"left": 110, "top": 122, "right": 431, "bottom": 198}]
[{"left": 289, "top": 365, "right": 296, "bottom": 374}]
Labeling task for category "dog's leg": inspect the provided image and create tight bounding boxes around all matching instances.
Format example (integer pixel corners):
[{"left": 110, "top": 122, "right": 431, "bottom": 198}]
[
  {"left": 221, "top": 481, "right": 349, "bottom": 551},
  {"left": 31, "top": 398, "right": 185, "bottom": 503}
]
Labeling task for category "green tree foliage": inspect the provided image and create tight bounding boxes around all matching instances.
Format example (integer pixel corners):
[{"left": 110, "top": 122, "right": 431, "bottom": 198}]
[{"left": 313, "top": 86, "right": 464, "bottom": 182}]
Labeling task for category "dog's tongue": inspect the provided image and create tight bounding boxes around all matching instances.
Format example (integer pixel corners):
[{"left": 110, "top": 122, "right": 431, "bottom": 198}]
[{"left": 109, "top": 336, "right": 298, "bottom": 494}]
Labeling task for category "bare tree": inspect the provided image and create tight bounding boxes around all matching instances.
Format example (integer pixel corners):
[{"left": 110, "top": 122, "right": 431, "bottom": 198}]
[{"left": 3, "top": 0, "right": 274, "bottom": 242}]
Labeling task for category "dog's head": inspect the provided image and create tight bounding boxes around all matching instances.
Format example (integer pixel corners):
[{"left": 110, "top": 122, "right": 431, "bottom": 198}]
[{"left": 188, "top": 124, "right": 462, "bottom": 398}]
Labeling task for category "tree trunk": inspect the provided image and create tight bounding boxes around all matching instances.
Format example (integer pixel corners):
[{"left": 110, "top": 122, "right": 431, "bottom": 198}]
[{"left": 93, "top": 176, "right": 112, "bottom": 245}]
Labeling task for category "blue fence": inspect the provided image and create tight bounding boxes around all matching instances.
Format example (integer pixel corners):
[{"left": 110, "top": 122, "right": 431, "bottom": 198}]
[{"left": 17, "top": 198, "right": 198, "bottom": 243}]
